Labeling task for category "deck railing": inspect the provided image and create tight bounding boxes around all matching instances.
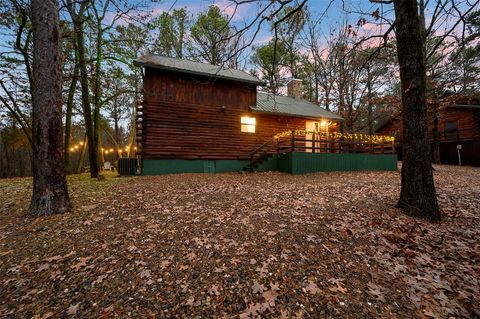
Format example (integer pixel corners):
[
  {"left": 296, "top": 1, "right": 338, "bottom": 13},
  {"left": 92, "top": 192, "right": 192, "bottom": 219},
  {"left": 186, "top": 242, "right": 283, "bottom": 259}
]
[
  {"left": 274, "top": 130, "right": 396, "bottom": 155},
  {"left": 429, "top": 128, "right": 479, "bottom": 143}
]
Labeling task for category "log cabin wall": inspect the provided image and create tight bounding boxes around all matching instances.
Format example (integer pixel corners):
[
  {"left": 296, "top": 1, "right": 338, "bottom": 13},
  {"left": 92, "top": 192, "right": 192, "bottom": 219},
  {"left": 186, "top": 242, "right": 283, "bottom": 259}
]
[
  {"left": 140, "top": 68, "right": 313, "bottom": 160},
  {"left": 436, "top": 108, "right": 479, "bottom": 140},
  {"left": 377, "top": 108, "right": 480, "bottom": 142},
  {"left": 376, "top": 107, "right": 480, "bottom": 166}
]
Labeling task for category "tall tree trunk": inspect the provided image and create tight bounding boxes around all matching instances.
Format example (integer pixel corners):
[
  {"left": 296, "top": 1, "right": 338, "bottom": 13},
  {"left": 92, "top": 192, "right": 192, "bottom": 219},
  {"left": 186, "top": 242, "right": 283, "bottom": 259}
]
[
  {"left": 324, "top": 87, "right": 330, "bottom": 111},
  {"left": 113, "top": 89, "right": 120, "bottom": 161},
  {"left": 68, "top": 0, "right": 99, "bottom": 178},
  {"left": 393, "top": 0, "right": 440, "bottom": 221},
  {"left": 92, "top": 25, "right": 103, "bottom": 175},
  {"left": 432, "top": 107, "right": 441, "bottom": 164},
  {"left": 99, "top": 130, "right": 104, "bottom": 167},
  {"left": 64, "top": 53, "right": 79, "bottom": 169},
  {"left": 76, "top": 134, "right": 88, "bottom": 173},
  {"left": 367, "top": 66, "right": 373, "bottom": 135},
  {"left": 29, "top": 0, "right": 70, "bottom": 216},
  {"left": 338, "top": 59, "right": 346, "bottom": 133}
]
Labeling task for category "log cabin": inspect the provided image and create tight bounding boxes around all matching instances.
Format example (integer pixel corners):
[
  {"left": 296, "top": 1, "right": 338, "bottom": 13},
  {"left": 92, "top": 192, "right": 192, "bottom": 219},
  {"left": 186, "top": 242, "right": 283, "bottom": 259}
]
[
  {"left": 134, "top": 54, "right": 397, "bottom": 174},
  {"left": 376, "top": 100, "right": 480, "bottom": 166}
]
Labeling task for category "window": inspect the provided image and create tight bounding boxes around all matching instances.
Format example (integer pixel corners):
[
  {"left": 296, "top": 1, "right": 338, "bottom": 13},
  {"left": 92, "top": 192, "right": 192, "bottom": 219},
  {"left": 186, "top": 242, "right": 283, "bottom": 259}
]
[
  {"left": 241, "top": 116, "right": 256, "bottom": 133},
  {"left": 444, "top": 121, "right": 459, "bottom": 141}
]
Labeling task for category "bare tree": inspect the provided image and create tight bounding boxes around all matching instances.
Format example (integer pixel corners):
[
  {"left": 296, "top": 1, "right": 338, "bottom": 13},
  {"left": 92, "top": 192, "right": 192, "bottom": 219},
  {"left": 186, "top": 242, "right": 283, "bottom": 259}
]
[
  {"left": 29, "top": 0, "right": 70, "bottom": 215},
  {"left": 65, "top": 0, "right": 99, "bottom": 178}
]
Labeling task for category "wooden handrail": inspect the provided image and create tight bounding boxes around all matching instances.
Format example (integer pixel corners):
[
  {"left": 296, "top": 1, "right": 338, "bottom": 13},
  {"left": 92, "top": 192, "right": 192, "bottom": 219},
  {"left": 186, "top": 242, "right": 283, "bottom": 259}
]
[{"left": 250, "top": 137, "right": 277, "bottom": 158}]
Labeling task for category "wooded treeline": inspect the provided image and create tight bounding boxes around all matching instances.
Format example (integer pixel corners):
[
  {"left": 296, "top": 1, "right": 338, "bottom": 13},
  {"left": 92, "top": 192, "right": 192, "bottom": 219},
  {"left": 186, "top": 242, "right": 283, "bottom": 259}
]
[
  {"left": 0, "top": 0, "right": 478, "bottom": 221},
  {"left": 0, "top": 0, "right": 478, "bottom": 178}
]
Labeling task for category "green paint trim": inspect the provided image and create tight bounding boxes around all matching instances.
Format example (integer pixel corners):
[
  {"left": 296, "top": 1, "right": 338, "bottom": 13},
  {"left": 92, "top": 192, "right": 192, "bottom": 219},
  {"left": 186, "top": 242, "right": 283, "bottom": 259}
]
[
  {"left": 286, "top": 152, "right": 397, "bottom": 174},
  {"left": 142, "top": 159, "right": 250, "bottom": 175},
  {"left": 142, "top": 153, "right": 397, "bottom": 175}
]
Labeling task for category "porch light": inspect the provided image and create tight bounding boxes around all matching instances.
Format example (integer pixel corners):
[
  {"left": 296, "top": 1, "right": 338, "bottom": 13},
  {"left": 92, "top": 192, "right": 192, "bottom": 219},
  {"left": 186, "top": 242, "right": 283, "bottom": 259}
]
[
  {"left": 320, "top": 120, "right": 329, "bottom": 127},
  {"left": 241, "top": 116, "right": 256, "bottom": 133}
]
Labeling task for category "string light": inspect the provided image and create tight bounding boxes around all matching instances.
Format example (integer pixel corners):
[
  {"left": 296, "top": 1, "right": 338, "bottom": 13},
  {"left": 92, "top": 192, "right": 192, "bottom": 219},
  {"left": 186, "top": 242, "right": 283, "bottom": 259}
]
[
  {"left": 68, "top": 141, "right": 139, "bottom": 154},
  {"left": 274, "top": 130, "right": 395, "bottom": 144}
]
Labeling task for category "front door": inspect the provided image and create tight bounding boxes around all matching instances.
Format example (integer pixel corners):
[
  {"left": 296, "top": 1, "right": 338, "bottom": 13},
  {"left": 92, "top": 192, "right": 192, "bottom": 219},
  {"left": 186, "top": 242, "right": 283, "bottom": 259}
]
[{"left": 305, "top": 121, "right": 328, "bottom": 152}]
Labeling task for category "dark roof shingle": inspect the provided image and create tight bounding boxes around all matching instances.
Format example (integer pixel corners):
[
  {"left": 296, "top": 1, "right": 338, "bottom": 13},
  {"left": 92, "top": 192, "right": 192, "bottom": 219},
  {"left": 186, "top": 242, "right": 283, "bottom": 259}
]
[
  {"left": 134, "top": 54, "right": 265, "bottom": 85},
  {"left": 254, "top": 92, "right": 343, "bottom": 120}
]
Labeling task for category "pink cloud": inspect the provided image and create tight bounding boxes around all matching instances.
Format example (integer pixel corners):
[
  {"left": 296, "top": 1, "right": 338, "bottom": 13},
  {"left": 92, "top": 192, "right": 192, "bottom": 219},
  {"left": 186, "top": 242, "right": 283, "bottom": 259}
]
[
  {"left": 253, "top": 35, "right": 273, "bottom": 45},
  {"left": 214, "top": 0, "right": 255, "bottom": 22}
]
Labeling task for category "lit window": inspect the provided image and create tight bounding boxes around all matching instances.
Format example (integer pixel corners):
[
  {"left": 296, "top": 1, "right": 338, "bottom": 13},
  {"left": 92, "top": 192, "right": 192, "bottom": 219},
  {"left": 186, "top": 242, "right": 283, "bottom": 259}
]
[{"left": 241, "top": 116, "right": 256, "bottom": 133}]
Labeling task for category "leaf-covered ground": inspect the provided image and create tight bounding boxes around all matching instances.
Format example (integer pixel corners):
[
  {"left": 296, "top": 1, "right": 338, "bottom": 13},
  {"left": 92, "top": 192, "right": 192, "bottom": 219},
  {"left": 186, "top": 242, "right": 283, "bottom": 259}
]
[{"left": 1, "top": 165, "right": 479, "bottom": 318}]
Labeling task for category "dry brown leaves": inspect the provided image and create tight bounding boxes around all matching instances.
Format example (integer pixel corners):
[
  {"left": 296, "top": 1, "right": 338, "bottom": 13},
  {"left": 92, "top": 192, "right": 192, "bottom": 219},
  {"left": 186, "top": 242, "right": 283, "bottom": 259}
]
[{"left": 0, "top": 165, "right": 479, "bottom": 318}]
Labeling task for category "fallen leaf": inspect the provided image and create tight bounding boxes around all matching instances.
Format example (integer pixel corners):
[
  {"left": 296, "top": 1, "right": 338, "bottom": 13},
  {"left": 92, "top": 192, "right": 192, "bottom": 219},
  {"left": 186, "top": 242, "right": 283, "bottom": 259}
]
[
  {"left": 252, "top": 280, "right": 266, "bottom": 294},
  {"left": 67, "top": 303, "right": 80, "bottom": 315},
  {"left": 209, "top": 285, "right": 220, "bottom": 296},
  {"left": 305, "top": 280, "right": 320, "bottom": 294},
  {"left": 71, "top": 257, "right": 91, "bottom": 271}
]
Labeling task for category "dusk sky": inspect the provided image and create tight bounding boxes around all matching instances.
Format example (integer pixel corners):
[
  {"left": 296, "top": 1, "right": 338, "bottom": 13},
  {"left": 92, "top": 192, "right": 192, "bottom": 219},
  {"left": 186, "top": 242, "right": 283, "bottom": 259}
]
[
  {"left": 138, "top": 0, "right": 391, "bottom": 46},
  {"left": 112, "top": 0, "right": 402, "bottom": 68}
]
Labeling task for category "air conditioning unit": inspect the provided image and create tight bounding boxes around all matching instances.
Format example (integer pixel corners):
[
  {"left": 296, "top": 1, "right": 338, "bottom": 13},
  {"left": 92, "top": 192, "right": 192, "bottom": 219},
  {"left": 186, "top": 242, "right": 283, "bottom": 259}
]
[{"left": 118, "top": 158, "right": 138, "bottom": 176}]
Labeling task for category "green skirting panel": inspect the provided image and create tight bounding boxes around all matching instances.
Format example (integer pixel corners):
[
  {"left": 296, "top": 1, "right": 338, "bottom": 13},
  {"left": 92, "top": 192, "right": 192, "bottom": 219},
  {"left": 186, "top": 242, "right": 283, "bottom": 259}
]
[
  {"left": 142, "top": 159, "right": 250, "bottom": 175},
  {"left": 278, "top": 152, "right": 397, "bottom": 174},
  {"left": 142, "top": 153, "right": 396, "bottom": 175}
]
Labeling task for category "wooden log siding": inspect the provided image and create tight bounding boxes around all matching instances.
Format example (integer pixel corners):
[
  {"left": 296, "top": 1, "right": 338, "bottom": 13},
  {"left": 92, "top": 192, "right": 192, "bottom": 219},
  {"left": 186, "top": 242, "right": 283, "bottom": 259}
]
[
  {"left": 436, "top": 108, "right": 479, "bottom": 141},
  {"left": 140, "top": 68, "right": 315, "bottom": 160},
  {"left": 377, "top": 107, "right": 480, "bottom": 143}
]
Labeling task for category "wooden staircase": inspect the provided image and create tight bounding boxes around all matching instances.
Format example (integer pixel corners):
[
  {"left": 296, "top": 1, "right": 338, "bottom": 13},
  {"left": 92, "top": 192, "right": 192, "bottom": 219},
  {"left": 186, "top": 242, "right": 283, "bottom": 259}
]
[{"left": 242, "top": 138, "right": 277, "bottom": 172}]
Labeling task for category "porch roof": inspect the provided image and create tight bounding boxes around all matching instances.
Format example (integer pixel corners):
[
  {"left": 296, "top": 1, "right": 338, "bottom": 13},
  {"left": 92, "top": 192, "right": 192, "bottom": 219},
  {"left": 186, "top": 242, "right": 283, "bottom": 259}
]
[{"left": 253, "top": 92, "right": 343, "bottom": 120}]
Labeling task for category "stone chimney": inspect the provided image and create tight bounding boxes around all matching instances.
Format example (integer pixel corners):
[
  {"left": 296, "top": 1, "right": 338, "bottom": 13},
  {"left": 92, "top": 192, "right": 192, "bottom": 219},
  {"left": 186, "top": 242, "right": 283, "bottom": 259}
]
[{"left": 287, "top": 79, "right": 303, "bottom": 99}]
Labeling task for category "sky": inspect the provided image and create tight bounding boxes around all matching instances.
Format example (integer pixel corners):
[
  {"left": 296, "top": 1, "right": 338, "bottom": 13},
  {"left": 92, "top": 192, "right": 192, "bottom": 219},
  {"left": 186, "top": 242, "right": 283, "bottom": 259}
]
[
  {"left": 113, "top": 0, "right": 397, "bottom": 69},
  {"left": 137, "top": 0, "right": 387, "bottom": 46}
]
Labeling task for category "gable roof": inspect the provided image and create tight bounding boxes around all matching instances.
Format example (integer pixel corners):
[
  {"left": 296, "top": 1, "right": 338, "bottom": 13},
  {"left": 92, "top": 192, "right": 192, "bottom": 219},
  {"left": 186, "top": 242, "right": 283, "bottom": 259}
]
[
  {"left": 373, "top": 113, "right": 399, "bottom": 132},
  {"left": 254, "top": 92, "right": 343, "bottom": 120},
  {"left": 134, "top": 54, "right": 265, "bottom": 86}
]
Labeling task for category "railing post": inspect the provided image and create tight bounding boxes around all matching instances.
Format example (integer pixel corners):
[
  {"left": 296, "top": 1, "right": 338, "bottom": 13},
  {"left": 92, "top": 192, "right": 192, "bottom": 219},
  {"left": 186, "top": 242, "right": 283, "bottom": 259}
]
[
  {"left": 291, "top": 130, "right": 295, "bottom": 152},
  {"left": 312, "top": 132, "right": 316, "bottom": 153},
  {"left": 325, "top": 133, "right": 329, "bottom": 153}
]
